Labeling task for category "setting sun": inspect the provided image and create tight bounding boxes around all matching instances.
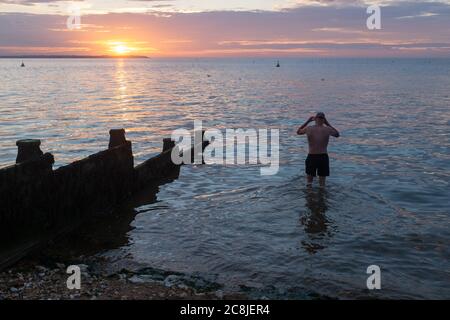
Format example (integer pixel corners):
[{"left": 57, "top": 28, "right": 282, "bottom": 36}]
[
  {"left": 113, "top": 44, "right": 131, "bottom": 55},
  {"left": 108, "top": 42, "right": 134, "bottom": 55}
]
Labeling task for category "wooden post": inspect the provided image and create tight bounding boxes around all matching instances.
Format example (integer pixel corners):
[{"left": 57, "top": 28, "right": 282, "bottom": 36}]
[
  {"left": 16, "top": 139, "right": 44, "bottom": 163},
  {"left": 201, "top": 130, "right": 207, "bottom": 152},
  {"left": 109, "top": 129, "right": 127, "bottom": 149},
  {"left": 163, "top": 138, "right": 175, "bottom": 152}
]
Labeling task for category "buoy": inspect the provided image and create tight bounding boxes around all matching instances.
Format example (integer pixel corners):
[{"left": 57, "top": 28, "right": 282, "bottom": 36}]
[{"left": 21, "top": 61, "right": 25, "bottom": 67}]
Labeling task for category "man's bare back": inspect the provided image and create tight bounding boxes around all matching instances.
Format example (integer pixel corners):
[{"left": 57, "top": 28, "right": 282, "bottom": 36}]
[{"left": 306, "top": 125, "right": 335, "bottom": 154}]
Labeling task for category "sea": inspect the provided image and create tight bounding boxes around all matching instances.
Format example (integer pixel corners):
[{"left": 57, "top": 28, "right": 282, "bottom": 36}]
[{"left": 0, "top": 58, "right": 449, "bottom": 299}]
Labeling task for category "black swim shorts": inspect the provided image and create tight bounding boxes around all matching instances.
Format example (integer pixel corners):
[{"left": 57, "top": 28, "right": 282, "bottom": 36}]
[{"left": 305, "top": 154, "right": 330, "bottom": 177}]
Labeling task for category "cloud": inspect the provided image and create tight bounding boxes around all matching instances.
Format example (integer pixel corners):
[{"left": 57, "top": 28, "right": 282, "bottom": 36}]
[
  {"left": 0, "top": 0, "right": 83, "bottom": 5},
  {"left": 396, "top": 12, "right": 440, "bottom": 19}
]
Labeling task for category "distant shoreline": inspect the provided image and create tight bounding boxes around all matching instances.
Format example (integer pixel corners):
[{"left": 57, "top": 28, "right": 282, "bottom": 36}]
[
  {"left": 0, "top": 55, "right": 149, "bottom": 59},
  {"left": 0, "top": 56, "right": 448, "bottom": 60}
]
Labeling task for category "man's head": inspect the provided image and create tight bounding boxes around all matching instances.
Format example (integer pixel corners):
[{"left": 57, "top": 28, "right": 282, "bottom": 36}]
[{"left": 315, "top": 112, "right": 326, "bottom": 125}]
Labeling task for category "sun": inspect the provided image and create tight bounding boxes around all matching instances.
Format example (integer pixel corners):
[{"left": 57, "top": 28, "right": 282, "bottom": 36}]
[
  {"left": 107, "top": 41, "right": 135, "bottom": 56},
  {"left": 113, "top": 44, "right": 131, "bottom": 55}
]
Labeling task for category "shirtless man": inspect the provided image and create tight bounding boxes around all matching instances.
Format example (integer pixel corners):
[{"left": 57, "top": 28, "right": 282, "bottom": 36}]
[{"left": 297, "top": 112, "right": 340, "bottom": 187}]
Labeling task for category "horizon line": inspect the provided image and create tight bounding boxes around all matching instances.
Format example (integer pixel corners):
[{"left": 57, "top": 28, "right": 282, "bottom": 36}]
[{"left": 1, "top": 55, "right": 449, "bottom": 59}]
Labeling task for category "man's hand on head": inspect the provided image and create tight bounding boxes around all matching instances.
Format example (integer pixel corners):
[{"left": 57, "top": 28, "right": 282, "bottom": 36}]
[{"left": 297, "top": 116, "right": 315, "bottom": 135}]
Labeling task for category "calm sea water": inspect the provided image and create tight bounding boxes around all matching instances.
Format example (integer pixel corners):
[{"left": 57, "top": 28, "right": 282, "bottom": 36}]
[{"left": 0, "top": 58, "right": 449, "bottom": 299}]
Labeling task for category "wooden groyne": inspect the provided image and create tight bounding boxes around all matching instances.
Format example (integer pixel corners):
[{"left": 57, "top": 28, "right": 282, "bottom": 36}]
[{"left": 0, "top": 129, "right": 205, "bottom": 269}]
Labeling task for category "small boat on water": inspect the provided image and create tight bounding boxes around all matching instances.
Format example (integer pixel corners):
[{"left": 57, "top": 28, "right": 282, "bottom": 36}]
[
  {"left": 276, "top": 60, "right": 280, "bottom": 68},
  {"left": 21, "top": 61, "right": 25, "bottom": 67}
]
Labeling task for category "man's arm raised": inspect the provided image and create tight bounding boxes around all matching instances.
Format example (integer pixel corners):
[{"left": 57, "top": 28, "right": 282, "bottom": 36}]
[
  {"left": 324, "top": 117, "right": 340, "bottom": 138},
  {"left": 297, "top": 116, "right": 315, "bottom": 135}
]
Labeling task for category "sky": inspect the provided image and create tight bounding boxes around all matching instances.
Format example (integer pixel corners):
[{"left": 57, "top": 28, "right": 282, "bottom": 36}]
[{"left": 1, "top": 0, "right": 450, "bottom": 57}]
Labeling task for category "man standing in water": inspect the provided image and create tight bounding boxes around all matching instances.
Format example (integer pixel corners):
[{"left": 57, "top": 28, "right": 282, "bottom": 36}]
[{"left": 297, "top": 112, "right": 340, "bottom": 187}]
